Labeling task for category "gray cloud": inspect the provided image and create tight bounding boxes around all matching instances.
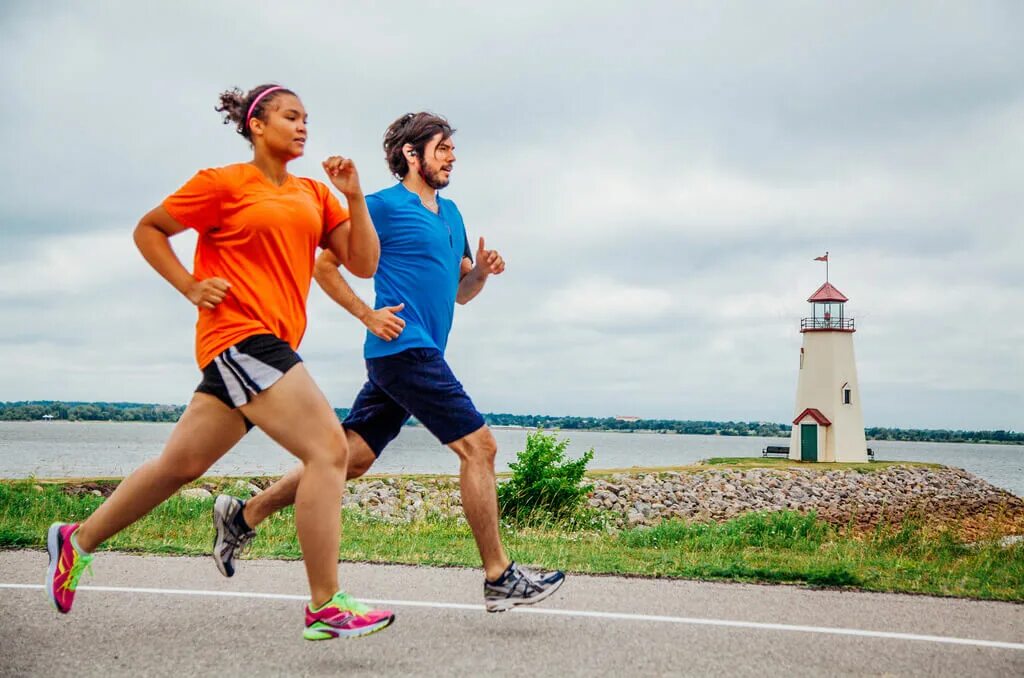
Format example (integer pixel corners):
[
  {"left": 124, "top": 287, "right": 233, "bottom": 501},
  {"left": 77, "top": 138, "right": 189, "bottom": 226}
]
[{"left": 1, "top": 1, "right": 1021, "bottom": 430}]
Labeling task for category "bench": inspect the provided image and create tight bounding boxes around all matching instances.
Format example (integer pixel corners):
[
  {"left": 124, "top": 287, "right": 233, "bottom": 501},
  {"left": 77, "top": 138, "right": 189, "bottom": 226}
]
[{"left": 762, "top": 446, "right": 875, "bottom": 460}]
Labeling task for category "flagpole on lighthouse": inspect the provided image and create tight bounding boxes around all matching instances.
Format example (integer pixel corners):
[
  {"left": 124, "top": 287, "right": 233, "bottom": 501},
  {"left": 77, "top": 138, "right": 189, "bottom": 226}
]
[{"left": 814, "top": 251, "right": 829, "bottom": 281}]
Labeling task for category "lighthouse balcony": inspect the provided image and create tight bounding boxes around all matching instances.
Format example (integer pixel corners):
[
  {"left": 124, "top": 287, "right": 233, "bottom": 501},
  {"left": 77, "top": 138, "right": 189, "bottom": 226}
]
[{"left": 801, "top": 317, "right": 855, "bottom": 331}]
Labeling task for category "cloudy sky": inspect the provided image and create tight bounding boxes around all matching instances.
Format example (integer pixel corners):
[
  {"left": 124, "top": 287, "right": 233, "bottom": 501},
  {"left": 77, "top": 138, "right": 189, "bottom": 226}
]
[{"left": 1, "top": 1, "right": 1021, "bottom": 430}]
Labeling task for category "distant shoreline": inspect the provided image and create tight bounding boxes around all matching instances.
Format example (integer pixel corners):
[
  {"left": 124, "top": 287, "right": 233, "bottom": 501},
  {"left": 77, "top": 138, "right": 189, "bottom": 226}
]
[{"left": 2, "top": 416, "right": 1022, "bottom": 446}]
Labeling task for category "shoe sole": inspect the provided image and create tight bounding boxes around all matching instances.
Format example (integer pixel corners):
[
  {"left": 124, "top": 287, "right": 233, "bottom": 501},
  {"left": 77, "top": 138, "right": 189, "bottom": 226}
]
[
  {"left": 303, "top": 615, "right": 396, "bottom": 641},
  {"left": 45, "top": 523, "right": 65, "bottom": 613},
  {"left": 485, "top": 575, "right": 565, "bottom": 613},
  {"left": 212, "top": 495, "right": 234, "bottom": 578}
]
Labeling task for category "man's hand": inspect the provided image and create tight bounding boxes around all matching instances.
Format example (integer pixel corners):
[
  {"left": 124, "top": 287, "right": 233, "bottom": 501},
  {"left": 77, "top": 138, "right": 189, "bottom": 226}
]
[
  {"left": 363, "top": 303, "right": 406, "bottom": 341},
  {"left": 322, "top": 155, "right": 363, "bottom": 199},
  {"left": 473, "top": 237, "right": 505, "bottom": 277},
  {"left": 186, "top": 277, "right": 230, "bottom": 310}
]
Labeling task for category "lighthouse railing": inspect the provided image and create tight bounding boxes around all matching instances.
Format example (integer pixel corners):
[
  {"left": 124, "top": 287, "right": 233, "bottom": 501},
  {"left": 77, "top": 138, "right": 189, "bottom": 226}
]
[{"left": 801, "top": 317, "right": 855, "bottom": 331}]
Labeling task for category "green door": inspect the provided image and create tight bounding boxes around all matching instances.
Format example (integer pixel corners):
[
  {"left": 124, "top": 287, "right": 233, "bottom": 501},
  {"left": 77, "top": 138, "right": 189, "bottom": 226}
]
[{"left": 800, "top": 424, "right": 818, "bottom": 462}]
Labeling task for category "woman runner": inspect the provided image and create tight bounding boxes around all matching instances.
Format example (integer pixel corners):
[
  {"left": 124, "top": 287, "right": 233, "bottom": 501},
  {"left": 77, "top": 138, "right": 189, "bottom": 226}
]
[{"left": 44, "top": 83, "right": 395, "bottom": 641}]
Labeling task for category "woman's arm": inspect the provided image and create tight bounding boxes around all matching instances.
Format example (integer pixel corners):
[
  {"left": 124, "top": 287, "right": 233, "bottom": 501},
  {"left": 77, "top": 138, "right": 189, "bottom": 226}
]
[
  {"left": 133, "top": 205, "right": 230, "bottom": 309},
  {"left": 321, "top": 156, "right": 380, "bottom": 278}
]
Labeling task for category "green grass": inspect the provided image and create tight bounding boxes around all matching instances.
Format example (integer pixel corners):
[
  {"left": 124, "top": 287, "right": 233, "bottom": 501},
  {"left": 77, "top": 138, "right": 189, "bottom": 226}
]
[
  {"left": 581, "top": 458, "right": 944, "bottom": 477},
  {"left": 697, "top": 457, "right": 943, "bottom": 472},
  {"left": 2, "top": 480, "right": 1021, "bottom": 601}
]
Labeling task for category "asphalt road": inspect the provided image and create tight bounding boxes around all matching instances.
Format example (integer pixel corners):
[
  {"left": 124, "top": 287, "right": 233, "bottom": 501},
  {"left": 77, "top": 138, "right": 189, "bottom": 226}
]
[{"left": 1, "top": 550, "right": 1022, "bottom": 677}]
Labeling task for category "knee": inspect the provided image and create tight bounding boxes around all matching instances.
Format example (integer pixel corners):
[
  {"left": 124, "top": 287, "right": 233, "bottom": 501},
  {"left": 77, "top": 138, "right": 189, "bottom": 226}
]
[
  {"left": 343, "top": 428, "right": 377, "bottom": 480},
  {"left": 462, "top": 430, "right": 498, "bottom": 465},
  {"left": 158, "top": 455, "right": 207, "bottom": 485},
  {"left": 306, "top": 428, "right": 349, "bottom": 472},
  {"left": 348, "top": 455, "right": 373, "bottom": 479}
]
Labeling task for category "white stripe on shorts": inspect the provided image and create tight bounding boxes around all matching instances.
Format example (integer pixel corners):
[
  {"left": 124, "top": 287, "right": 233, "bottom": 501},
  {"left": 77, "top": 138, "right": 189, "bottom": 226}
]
[
  {"left": 228, "top": 346, "right": 285, "bottom": 392},
  {"left": 213, "top": 356, "right": 250, "bottom": 407},
  {"left": 212, "top": 347, "right": 286, "bottom": 408}
]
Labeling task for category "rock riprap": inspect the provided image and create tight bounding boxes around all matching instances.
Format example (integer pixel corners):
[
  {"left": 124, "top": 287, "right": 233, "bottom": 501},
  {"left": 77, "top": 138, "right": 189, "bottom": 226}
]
[{"left": 315, "top": 465, "right": 1023, "bottom": 529}]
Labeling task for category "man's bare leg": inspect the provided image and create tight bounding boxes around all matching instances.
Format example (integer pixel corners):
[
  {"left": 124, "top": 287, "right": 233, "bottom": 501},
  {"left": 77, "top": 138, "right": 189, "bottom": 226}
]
[
  {"left": 242, "top": 429, "right": 377, "bottom": 528},
  {"left": 246, "top": 423, "right": 510, "bottom": 580},
  {"left": 447, "top": 425, "right": 510, "bottom": 581}
]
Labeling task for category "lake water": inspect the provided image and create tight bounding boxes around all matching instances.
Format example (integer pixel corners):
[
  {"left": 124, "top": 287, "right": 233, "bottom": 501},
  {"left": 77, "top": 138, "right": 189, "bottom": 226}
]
[{"left": 1, "top": 421, "right": 1021, "bottom": 496}]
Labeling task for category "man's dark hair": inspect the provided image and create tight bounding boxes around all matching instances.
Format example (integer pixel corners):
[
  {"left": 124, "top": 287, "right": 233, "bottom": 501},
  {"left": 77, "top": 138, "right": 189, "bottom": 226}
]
[{"left": 383, "top": 112, "right": 455, "bottom": 178}]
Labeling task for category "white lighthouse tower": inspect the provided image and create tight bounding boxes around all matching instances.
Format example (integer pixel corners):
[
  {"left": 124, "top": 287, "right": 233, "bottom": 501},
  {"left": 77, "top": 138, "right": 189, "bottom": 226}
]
[{"left": 791, "top": 257, "right": 868, "bottom": 462}]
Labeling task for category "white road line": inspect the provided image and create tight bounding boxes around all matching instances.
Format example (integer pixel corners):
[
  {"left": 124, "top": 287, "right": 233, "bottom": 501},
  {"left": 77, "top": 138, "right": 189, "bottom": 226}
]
[{"left": 3, "top": 582, "right": 1022, "bottom": 651}]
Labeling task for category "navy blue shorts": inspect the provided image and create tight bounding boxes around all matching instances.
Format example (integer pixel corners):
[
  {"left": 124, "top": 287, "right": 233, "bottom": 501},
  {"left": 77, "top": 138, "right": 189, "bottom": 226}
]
[{"left": 343, "top": 348, "right": 486, "bottom": 456}]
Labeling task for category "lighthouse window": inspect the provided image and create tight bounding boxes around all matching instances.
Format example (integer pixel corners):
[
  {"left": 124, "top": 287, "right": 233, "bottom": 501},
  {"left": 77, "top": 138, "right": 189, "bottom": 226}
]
[{"left": 843, "top": 388, "right": 852, "bottom": 405}]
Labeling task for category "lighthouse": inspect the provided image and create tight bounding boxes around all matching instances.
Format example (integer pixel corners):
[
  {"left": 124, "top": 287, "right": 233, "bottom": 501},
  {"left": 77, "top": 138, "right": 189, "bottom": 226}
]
[{"left": 791, "top": 258, "right": 868, "bottom": 462}]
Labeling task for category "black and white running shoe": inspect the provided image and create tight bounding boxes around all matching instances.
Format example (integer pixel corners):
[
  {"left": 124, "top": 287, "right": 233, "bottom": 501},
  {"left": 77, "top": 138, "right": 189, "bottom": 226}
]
[
  {"left": 484, "top": 562, "right": 565, "bottom": 612},
  {"left": 212, "top": 494, "right": 255, "bottom": 578}
]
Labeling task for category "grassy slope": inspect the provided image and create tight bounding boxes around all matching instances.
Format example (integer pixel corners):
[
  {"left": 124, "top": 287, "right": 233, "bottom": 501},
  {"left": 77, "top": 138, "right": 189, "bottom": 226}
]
[
  {"left": 1, "top": 479, "right": 1021, "bottom": 602},
  {"left": 26, "top": 457, "right": 943, "bottom": 485}
]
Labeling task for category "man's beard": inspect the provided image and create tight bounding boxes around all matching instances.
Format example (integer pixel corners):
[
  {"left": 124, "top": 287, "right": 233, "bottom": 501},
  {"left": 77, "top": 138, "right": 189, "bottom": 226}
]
[{"left": 421, "top": 163, "right": 451, "bottom": 190}]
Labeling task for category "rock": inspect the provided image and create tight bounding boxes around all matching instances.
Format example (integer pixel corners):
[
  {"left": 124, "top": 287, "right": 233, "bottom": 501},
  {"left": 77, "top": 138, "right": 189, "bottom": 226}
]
[
  {"left": 181, "top": 488, "right": 212, "bottom": 500},
  {"left": 232, "top": 480, "right": 262, "bottom": 496},
  {"left": 329, "top": 465, "right": 1024, "bottom": 532}
]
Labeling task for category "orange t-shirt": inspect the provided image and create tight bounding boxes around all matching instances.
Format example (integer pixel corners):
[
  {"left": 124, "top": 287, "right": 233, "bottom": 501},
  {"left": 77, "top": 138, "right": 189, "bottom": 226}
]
[{"left": 162, "top": 163, "right": 349, "bottom": 368}]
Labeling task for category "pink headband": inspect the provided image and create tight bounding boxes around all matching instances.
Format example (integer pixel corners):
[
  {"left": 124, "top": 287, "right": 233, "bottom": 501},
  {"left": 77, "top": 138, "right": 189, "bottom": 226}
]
[{"left": 245, "top": 86, "right": 285, "bottom": 127}]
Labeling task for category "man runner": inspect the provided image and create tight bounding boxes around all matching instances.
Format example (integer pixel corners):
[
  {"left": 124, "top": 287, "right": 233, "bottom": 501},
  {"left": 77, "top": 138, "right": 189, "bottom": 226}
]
[{"left": 213, "top": 112, "right": 565, "bottom": 612}]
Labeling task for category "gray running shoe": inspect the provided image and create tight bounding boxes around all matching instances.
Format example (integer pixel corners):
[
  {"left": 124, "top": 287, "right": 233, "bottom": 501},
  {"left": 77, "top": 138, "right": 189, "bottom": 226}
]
[
  {"left": 213, "top": 494, "right": 255, "bottom": 578},
  {"left": 484, "top": 562, "right": 565, "bottom": 612}
]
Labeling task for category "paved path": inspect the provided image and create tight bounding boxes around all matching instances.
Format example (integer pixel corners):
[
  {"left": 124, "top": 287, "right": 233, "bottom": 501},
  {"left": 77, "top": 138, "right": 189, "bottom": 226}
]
[{"left": 1, "top": 549, "right": 1022, "bottom": 676}]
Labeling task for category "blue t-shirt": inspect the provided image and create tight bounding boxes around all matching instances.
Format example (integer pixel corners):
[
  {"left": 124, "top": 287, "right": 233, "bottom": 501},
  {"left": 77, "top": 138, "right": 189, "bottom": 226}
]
[{"left": 364, "top": 183, "right": 470, "bottom": 359}]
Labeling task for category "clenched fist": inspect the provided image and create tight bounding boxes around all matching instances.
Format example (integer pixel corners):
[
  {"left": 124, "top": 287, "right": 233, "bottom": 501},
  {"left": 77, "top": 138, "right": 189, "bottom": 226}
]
[
  {"left": 322, "top": 155, "right": 363, "bottom": 199},
  {"left": 186, "top": 277, "right": 231, "bottom": 310}
]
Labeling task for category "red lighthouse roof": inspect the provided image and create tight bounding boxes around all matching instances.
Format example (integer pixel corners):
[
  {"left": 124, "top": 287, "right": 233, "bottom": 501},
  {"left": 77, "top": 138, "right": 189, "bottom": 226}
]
[{"left": 807, "top": 282, "right": 848, "bottom": 303}]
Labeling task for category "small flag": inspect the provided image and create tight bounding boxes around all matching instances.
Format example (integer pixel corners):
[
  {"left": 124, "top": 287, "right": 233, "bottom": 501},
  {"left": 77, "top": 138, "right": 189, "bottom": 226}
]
[{"left": 814, "top": 253, "right": 828, "bottom": 262}]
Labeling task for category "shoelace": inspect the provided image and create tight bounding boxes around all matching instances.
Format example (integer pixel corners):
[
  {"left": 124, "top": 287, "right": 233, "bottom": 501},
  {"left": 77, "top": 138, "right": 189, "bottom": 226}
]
[
  {"left": 508, "top": 567, "right": 545, "bottom": 595},
  {"left": 332, "top": 592, "right": 372, "bottom": 616},
  {"left": 61, "top": 554, "right": 94, "bottom": 592},
  {"left": 223, "top": 529, "right": 255, "bottom": 556}
]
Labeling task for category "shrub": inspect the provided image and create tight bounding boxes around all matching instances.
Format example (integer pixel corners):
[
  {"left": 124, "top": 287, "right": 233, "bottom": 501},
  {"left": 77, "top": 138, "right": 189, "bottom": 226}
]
[{"left": 498, "top": 429, "right": 594, "bottom": 525}]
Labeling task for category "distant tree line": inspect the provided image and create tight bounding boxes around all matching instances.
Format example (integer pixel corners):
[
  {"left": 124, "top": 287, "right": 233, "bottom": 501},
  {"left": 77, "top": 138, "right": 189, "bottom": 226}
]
[
  {"left": 479, "top": 413, "right": 788, "bottom": 437},
  {"left": 0, "top": 401, "right": 185, "bottom": 423},
  {"left": 863, "top": 427, "right": 1023, "bottom": 445},
  {"left": 2, "top": 401, "right": 1021, "bottom": 445}
]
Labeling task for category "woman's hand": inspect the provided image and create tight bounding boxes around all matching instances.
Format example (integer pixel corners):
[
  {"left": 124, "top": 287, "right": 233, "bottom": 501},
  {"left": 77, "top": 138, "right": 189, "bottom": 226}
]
[
  {"left": 322, "top": 155, "right": 363, "bottom": 199},
  {"left": 186, "top": 277, "right": 231, "bottom": 309}
]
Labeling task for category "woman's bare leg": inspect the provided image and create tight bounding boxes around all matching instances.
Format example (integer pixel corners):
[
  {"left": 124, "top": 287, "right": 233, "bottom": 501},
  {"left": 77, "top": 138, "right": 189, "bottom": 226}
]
[
  {"left": 75, "top": 394, "right": 247, "bottom": 552},
  {"left": 239, "top": 364, "right": 350, "bottom": 607}
]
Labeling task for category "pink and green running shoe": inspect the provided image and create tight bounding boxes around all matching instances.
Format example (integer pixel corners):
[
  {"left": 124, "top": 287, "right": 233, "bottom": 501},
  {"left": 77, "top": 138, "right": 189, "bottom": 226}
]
[
  {"left": 46, "top": 522, "right": 93, "bottom": 614},
  {"left": 303, "top": 591, "right": 395, "bottom": 641}
]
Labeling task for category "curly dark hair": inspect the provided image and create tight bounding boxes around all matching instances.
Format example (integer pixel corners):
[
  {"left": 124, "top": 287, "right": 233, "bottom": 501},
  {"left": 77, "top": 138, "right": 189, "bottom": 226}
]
[
  {"left": 383, "top": 112, "right": 455, "bottom": 178},
  {"left": 216, "top": 84, "right": 296, "bottom": 140}
]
